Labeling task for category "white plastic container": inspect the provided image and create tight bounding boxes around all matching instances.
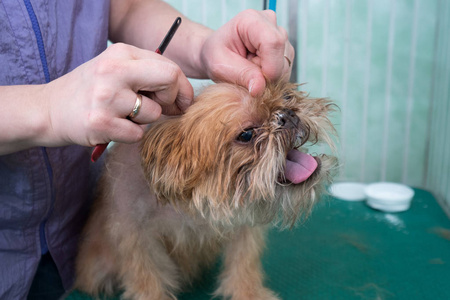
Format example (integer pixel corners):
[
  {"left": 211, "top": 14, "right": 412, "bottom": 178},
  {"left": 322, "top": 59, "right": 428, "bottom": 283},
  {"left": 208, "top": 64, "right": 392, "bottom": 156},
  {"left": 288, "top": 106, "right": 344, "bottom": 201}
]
[
  {"left": 365, "top": 182, "right": 415, "bottom": 212},
  {"left": 330, "top": 182, "right": 367, "bottom": 201}
]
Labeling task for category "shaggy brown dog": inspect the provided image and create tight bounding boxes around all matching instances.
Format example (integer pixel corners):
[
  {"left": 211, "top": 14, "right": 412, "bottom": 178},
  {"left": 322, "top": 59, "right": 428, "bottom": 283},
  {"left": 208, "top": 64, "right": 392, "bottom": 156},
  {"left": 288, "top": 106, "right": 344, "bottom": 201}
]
[{"left": 75, "top": 82, "right": 338, "bottom": 300}]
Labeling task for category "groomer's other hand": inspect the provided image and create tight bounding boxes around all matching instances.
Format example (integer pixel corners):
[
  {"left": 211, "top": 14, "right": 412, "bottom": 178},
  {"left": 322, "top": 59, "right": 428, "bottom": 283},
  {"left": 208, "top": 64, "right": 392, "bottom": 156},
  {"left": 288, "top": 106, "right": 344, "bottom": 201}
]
[
  {"left": 46, "top": 43, "right": 193, "bottom": 147},
  {"left": 200, "top": 9, "right": 294, "bottom": 96}
]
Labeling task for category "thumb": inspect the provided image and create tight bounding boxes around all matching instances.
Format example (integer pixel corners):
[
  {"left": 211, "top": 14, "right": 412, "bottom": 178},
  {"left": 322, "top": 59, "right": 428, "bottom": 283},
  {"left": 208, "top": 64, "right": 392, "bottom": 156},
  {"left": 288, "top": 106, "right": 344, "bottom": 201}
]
[
  {"left": 241, "top": 63, "right": 266, "bottom": 97},
  {"left": 209, "top": 53, "right": 267, "bottom": 97}
]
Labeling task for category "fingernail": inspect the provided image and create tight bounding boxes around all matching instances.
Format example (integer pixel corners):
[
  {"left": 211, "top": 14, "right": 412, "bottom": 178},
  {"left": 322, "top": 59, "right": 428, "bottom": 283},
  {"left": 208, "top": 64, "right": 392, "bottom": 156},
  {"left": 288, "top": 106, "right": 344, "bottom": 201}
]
[{"left": 248, "top": 80, "right": 255, "bottom": 95}]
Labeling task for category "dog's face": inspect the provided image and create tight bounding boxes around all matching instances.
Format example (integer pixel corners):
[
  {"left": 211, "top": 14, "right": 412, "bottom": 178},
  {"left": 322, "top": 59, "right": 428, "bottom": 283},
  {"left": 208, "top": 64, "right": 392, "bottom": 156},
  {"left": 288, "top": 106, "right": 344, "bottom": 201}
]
[{"left": 141, "top": 82, "right": 337, "bottom": 227}]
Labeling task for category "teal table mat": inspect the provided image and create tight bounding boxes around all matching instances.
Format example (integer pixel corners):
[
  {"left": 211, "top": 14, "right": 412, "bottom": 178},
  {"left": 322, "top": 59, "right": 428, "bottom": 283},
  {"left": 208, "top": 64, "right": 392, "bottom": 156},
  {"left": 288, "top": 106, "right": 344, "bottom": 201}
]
[{"left": 67, "top": 188, "right": 450, "bottom": 300}]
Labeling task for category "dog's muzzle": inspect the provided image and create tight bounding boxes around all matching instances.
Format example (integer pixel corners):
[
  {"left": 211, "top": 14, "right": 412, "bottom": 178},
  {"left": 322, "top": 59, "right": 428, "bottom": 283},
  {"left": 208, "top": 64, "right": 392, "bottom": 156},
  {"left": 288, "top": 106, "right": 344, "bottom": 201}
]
[
  {"left": 276, "top": 108, "right": 310, "bottom": 147},
  {"left": 276, "top": 108, "right": 299, "bottom": 129}
]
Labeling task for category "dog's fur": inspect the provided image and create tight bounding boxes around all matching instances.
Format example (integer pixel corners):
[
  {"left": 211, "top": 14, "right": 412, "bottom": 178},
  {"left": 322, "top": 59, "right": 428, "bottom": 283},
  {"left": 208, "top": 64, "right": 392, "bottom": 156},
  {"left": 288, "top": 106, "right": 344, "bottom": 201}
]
[{"left": 75, "top": 82, "right": 338, "bottom": 300}]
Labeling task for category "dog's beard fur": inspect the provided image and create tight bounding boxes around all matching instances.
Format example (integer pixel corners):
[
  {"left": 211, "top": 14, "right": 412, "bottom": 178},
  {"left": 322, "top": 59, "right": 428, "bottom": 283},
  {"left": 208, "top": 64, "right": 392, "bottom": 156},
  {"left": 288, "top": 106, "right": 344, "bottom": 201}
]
[{"left": 75, "top": 81, "right": 338, "bottom": 300}]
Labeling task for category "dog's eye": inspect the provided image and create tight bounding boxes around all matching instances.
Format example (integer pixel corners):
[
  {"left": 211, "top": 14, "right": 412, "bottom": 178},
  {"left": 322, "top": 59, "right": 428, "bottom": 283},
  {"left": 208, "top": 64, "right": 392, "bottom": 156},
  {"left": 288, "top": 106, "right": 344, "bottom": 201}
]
[
  {"left": 283, "top": 92, "right": 292, "bottom": 101},
  {"left": 237, "top": 129, "right": 254, "bottom": 143}
]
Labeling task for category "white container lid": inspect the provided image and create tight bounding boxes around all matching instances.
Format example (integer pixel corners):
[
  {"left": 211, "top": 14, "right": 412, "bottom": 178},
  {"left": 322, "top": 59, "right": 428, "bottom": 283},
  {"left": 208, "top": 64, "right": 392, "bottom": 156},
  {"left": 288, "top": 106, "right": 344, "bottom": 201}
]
[
  {"left": 330, "top": 182, "right": 367, "bottom": 201},
  {"left": 365, "top": 182, "right": 414, "bottom": 212}
]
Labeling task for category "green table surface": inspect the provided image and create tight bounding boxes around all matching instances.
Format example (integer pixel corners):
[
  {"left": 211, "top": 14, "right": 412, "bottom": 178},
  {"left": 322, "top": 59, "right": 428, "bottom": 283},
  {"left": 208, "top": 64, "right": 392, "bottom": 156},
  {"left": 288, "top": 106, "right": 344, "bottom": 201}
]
[{"left": 67, "top": 188, "right": 450, "bottom": 300}]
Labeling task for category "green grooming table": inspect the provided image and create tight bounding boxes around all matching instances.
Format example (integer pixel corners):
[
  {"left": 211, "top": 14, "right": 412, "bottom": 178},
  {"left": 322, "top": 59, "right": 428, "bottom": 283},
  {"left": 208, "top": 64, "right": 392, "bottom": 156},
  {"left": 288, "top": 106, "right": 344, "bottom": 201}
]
[{"left": 67, "top": 189, "right": 450, "bottom": 300}]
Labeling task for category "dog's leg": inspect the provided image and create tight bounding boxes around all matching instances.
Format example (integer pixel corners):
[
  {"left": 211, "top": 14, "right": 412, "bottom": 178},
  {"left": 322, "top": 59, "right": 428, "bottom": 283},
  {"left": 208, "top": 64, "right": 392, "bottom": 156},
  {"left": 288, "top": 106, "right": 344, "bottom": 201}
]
[
  {"left": 101, "top": 216, "right": 180, "bottom": 300},
  {"left": 75, "top": 211, "right": 118, "bottom": 296},
  {"left": 76, "top": 218, "right": 180, "bottom": 299},
  {"left": 215, "top": 225, "right": 280, "bottom": 300},
  {"left": 75, "top": 236, "right": 117, "bottom": 295},
  {"left": 114, "top": 224, "right": 181, "bottom": 300}
]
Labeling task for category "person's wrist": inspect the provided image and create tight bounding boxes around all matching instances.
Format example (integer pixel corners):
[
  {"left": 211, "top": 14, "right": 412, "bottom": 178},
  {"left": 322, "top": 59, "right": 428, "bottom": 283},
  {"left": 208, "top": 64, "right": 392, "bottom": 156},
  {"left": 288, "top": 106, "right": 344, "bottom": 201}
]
[
  {"left": 14, "top": 83, "right": 57, "bottom": 148},
  {"left": 33, "top": 83, "right": 56, "bottom": 146},
  {"left": 36, "top": 80, "right": 68, "bottom": 147},
  {"left": 187, "top": 27, "right": 214, "bottom": 79}
]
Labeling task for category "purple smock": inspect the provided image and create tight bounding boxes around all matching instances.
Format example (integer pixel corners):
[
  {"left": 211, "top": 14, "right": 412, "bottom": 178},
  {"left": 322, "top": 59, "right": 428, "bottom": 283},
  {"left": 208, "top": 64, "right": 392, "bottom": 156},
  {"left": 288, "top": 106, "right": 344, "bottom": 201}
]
[{"left": 0, "top": 1, "right": 109, "bottom": 298}]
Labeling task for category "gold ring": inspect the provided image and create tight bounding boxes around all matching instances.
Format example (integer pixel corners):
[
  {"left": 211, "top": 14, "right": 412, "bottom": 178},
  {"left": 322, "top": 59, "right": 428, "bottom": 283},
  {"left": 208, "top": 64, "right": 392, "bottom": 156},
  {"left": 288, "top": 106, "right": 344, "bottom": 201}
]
[
  {"left": 284, "top": 55, "right": 292, "bottom": 67},
  {"left": 128, "top": 94, "right": 142, "bottom": 119}
]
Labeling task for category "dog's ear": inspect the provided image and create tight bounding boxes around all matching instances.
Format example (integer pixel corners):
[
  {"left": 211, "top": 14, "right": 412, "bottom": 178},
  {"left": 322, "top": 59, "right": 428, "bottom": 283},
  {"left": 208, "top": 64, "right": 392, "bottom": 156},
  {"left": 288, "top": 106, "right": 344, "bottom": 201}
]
[
  {"left": 140, "top": 117, "right": 217, "bottom": 206},
  {"left": 140, "top": 118, "right": 191, "bottom": 204}
]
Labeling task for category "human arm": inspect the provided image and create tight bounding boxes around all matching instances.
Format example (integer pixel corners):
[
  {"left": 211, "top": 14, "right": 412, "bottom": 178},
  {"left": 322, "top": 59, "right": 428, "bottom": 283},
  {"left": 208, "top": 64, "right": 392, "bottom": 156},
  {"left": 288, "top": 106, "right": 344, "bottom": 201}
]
[
  {"left": 0, "top": 84, "right": 51, "bottom": 154},
  {"left": 109, "top": 0, "right": 294, "bottom": 96},
  {"left": 0, "top": 44, "right": 193, "bottom": 155},
  {"left": 0, "top": 0, "right": 293, "bottom": 155}
]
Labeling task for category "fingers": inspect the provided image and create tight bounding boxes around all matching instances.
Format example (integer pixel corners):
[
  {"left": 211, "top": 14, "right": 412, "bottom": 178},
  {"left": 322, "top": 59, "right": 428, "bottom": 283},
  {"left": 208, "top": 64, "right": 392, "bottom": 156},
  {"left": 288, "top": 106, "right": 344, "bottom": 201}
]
[
  {"left": 100, "top": 44, "right": 194, "bottom": 115},
  {"left": 120, "top": 59, "right": 193, "bottom": 110},
  {"left": 72, "top": 44, "right": 194, "bottom": 146},
  {"left": 201, "top": 9, "right": 294, "bottom": 97},
  {"left": 126, "top": 93, "right": 162, "bottom": 124},
  {"left": 243, "top": 10, "right": 294, "bottom": 82},
  {"left": 103, "top": 43, "right": 194, "bottom": 114},
  {"left": 86, "top": 92, "right": 160, "bottom": 145},
  {"left": 105, "top": 117, "right": 145, "bottom": 144},
  {"left": 246, "top": 12, "right": 294, "bottom": 95},
  {"left": 109, "top": 91, "right": 183, "bottom": 143}
]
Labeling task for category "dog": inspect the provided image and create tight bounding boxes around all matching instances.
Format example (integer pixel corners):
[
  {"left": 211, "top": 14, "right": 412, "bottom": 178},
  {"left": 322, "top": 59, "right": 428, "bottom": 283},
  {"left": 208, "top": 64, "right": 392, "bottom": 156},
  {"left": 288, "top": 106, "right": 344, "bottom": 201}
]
[{"left": 75, "top": 81, "right": 338, "bottom": 300}]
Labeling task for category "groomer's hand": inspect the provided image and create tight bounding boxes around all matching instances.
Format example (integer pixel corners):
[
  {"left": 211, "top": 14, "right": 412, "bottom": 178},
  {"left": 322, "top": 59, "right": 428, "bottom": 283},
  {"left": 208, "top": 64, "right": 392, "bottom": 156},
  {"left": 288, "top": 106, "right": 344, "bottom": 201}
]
[
  {"left": 199, "top": 9, "right": 294, "bottom": 96},
  {"left": 45, "top": 43, "right": 193, "bottom": 147}
]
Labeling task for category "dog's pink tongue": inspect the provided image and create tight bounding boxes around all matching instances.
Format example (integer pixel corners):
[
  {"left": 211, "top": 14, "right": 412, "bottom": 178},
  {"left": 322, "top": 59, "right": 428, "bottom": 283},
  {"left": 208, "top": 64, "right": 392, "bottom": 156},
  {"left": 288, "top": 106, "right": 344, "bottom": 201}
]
[{"left": 285, "top": 149, "right": 318, "bottom": 184}]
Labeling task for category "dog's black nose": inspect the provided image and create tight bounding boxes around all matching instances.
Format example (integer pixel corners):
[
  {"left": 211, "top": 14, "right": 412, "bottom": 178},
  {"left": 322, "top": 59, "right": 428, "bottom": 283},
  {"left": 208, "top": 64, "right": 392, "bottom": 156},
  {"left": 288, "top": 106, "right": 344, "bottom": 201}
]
[{"left": 277, "top": 108, "right": 299, "bottom": 129}]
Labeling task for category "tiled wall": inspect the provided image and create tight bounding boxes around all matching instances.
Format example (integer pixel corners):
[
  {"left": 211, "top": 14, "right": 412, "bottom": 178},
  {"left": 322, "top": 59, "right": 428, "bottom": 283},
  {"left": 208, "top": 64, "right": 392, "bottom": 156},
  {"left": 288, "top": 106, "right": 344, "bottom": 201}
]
[{"left": 164, "top": 0, "right": 450, "bottom": 211}]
